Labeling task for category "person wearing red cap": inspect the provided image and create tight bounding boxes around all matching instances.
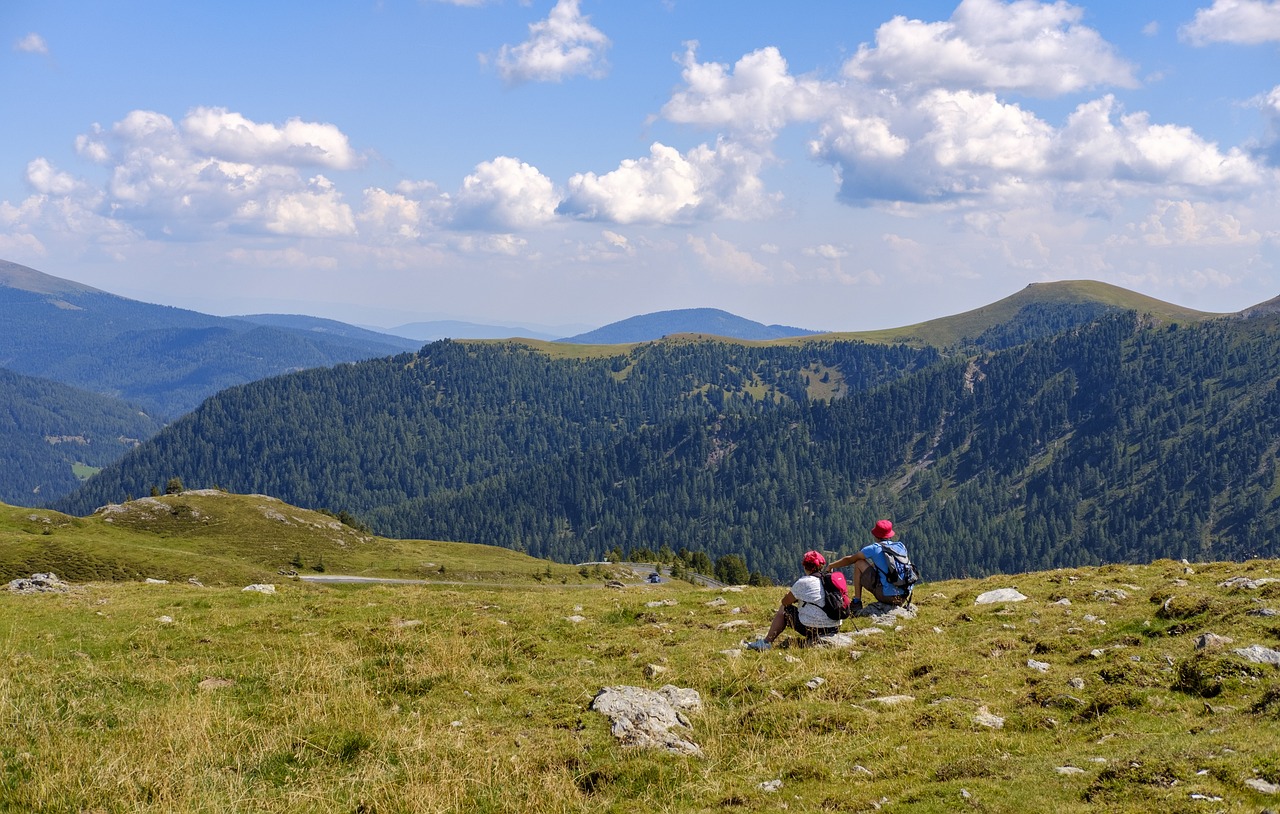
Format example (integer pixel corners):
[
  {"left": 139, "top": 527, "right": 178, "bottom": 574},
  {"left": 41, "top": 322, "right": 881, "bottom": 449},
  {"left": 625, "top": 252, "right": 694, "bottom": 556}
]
[
  {"left": 746, "top": 549, "right": 841, "bottom": 650},
  {"left": 826, "top": 519, "right": 910, "bottom": 609}
]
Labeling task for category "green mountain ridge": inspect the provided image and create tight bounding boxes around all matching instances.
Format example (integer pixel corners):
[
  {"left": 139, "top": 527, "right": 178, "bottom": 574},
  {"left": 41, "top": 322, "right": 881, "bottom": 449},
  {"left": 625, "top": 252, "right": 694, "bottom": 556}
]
[{"left": 53, "top": 278, "right": 1280, "bottom": 583}]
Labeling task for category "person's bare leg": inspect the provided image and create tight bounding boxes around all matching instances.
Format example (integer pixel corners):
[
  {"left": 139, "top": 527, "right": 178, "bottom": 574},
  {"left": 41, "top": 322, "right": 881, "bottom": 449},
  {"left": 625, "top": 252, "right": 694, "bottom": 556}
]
[
  {"left": 852, "top": 560, "right": 872, "bottom": 603},
  {"left": 763, "top": 606, "right": 788, "bottom": 643}
]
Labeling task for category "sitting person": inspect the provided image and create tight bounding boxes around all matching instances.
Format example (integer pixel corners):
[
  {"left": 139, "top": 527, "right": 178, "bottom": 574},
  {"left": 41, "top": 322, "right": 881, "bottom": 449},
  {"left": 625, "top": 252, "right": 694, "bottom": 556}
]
[
  {"left": 747, "top": 550, "right": 841, "bottom": 650},
  {"left": 826, "top": 519, "right": 911, "bottom": 609}
]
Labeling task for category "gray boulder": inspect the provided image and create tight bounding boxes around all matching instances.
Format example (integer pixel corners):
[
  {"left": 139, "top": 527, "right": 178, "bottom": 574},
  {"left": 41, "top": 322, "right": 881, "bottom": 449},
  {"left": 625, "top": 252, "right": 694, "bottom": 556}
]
[
  {"left": 5, "top": 573, "right": 72, "bottom": 594},
  {"left": 591, "top": 685, "right": 703, "bottom": 756}
]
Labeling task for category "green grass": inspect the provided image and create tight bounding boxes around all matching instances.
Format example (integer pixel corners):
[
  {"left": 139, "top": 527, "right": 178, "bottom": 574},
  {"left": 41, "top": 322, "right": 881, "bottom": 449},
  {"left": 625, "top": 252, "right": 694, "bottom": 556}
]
[
  {"left": 2, "top": 548, "right": 1278, "bottom": 812},
  {"left": 0, "top": 492, "right": 590, "bottom": 586}
]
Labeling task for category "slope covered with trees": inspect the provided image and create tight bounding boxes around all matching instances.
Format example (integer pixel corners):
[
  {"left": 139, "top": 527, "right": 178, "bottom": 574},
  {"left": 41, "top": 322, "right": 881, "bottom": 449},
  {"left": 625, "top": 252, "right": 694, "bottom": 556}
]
[
  {"left": 0, "top": 369, "right": 164, "bottom": 506},
  {"left": 54, "top": 299, "right": 1280, "bottom": 582}
]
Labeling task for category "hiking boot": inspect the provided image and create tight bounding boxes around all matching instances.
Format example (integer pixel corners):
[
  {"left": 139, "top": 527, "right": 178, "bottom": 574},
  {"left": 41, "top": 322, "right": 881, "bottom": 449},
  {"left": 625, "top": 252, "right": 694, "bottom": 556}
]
[
  {"left": 746, "top": 639, "right": 772, "bottom": 651},
  {"left": 849, "top": 598, "right": 863, "bottom": 611}
]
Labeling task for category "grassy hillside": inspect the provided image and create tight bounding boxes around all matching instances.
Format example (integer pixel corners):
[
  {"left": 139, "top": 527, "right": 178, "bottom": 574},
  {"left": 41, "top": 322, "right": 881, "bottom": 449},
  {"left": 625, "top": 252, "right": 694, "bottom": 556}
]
[
  {"left": 0, "top": 491, "right": 587, "bottom": 586},
  {"left": 2, "top": 556, "right": 1277, "bottom": 812},
  {"left": 802, "top": 280, "right": 1219, "bottom": 348}
]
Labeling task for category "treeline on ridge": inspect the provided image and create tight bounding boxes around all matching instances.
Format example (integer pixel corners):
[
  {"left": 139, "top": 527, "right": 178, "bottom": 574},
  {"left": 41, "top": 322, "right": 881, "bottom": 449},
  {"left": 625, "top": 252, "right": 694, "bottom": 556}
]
[{"left": 53, "top": 306, "right": 1280, "bottom": 583}]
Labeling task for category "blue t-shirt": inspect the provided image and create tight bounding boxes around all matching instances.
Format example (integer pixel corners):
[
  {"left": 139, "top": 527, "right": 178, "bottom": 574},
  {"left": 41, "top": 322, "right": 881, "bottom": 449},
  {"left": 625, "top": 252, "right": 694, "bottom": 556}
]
[{"left": 861, "top": 541, "right": 908, "bottom": 597}]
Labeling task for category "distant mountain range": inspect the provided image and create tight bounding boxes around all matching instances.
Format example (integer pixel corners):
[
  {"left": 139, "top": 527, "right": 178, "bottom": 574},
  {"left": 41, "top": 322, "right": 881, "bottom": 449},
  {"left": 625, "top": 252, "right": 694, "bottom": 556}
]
[
  {"left": 387, "top": 319, "right": 563, "bottom": 342},
  {"left": 0, "top": 260, "right": 419, "bottom": 420},
  {"left": 559, "top": 308, "right": 822, "bottom": 344}
]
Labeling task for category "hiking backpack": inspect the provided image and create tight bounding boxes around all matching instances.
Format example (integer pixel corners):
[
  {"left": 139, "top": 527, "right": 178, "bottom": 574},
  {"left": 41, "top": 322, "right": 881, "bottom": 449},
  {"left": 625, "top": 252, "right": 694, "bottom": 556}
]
[
  {"left": 876, "top": 541, "right": 921, "bottom": 593},
  {"left": 817, "top": 571, "right": 851, "bottom": 621}
]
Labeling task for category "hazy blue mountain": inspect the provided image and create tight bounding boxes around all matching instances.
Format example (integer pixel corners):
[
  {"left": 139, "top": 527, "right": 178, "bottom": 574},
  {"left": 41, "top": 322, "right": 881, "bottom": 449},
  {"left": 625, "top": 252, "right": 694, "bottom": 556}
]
[
  {"left": 559, "top": 308, "right": 822, "bottom": 344},
  {"left": 0, "top": 259, "right": 418, "bottom": 419},
  {"left": 388, "top": 319, "right": 562, "bottom": 342},
  {"left": 234, "top": 313, "right": 420, "bottom": 352}
]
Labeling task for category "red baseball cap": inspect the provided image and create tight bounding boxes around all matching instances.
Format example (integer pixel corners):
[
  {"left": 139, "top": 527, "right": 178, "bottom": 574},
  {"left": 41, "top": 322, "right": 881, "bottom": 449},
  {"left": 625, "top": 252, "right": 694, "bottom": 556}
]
[
  {"left": 872, "top": 520, "right": 894, "bottom": 539},
  {"left": 802, "top": 550, "right": 826, "bottom": 568}
]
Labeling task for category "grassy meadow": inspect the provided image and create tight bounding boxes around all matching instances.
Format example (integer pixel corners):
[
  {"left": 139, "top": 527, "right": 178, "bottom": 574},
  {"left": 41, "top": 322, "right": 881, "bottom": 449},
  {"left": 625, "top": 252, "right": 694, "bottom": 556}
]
[{"left": 3, "top": 540, "right": 1279, "bottom": 812}]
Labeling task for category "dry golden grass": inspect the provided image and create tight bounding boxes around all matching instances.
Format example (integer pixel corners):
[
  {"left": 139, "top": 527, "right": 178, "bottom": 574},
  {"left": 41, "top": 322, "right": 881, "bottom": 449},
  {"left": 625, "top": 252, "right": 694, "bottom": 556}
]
[{"left": 2, "top": 558, "right": 1279, "bottom": 812}]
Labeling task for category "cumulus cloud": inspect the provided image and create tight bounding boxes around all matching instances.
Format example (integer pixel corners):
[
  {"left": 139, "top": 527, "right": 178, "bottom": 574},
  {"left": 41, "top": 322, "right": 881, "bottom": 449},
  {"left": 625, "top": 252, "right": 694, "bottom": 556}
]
[
  {"left": 359, "top": 188, "right": 423, "bottom": 240},
  {"left": 1125, "top": 199, "right": 1262, "bottom": 246},
  {"left": 235, "top": 175, "right": 356, "bottom": 238},
  {"left": 15, "top": 33, "right": 48, "bottom": 54},
  {"left": 181, "top": 107, "right": 361, "bottom": 170},
  {"left": 844, "top": 0, "right": 1138, "bottom": 96},
  {"left": 22, "top": 108, "right": 366, "bottom": 241},
  {"left": 809, "top": 88, "right": 1267, "bottom": 207},
  {"left": 494, "top": 0, "right": 610, "bottom": 83},
  {"left": 687, "top": 233, "right": 769, "bottom": 282},
  {"left": 662, "top": 43, "right": 836, "bottom": 141},
  {"left": 1181, "top": 0, "right": 1280, "bottom": 45},
  {"left": 451, "top": 156, "right": 561, "bottom": 230},
  {"left": 559, "top": 139, "right": 775, "bottom": 224}
]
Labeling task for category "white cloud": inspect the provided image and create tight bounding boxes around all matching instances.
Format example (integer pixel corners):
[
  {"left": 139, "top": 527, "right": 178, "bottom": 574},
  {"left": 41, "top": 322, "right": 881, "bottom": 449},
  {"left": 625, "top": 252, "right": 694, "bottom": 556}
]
[
  {"left": 1124, "top": 199, "right": 1262, "bottom": 246},
  {"left": 12, "top": 108, "right": 370, "bottom": 241},
  {"left": 451, "top": 233, "right": 529, "bottom": 255},
  {"left": 661, "top": 43, "right": 836, "bottom": 141},
  {"left": 15, "top": 33, "right": 48, "bottom": 55},
  {"left": 359, "top": 187, "right": 423, "bottom": 240},
  {"left": 236, "top": 175, "right": 356, "bottom": 238},
  {"left": 844, "top": 0, "right": 1138, "bottom": 97},
  {"left": 687, "top": 233, "right": 769, "bottom": 283},
  {"left": 181, "top": 107, "right": 360, "bottom": 170},
  {"left": 560, "top": 139, "right": 775, "bottom": 224},
  {"left": 1181, "top": 0, "right": 1280, "bottom": 45},
  {"left": 495, "top": 0, "right": 610, "bottom": 84},
  {"left": 803, "top": 244, "right": 848, "bottom": 260},
  {"left": 26, "top": 158, "right": 83, "bottom": 196},
  {"left": 809, "top": 90, "right": 1268, "bottom": 207},
  {"left": 451, "top": 156, "right": 560, "bottom": 230}
]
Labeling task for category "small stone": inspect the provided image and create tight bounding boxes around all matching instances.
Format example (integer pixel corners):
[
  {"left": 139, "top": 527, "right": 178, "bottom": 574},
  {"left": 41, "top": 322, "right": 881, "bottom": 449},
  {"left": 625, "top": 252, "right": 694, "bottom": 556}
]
[
  {"left": 758, "top": 780, "right": 783, "bottom": 793},
  {"left": 1053, "top": 598, "right": 1072, "bottom": 606},
  {"left": 145, "top": 578, "right": 169, "bottom": 584},
  {"left": 644, "top": 664, "right": 667, "bottom": 679},
  {"left": 1093, "top": 589, "right": 1129, "bottom": 602},
  {"left": 852, "top": 765, "right": 872, "bottom": 776},
  {"left": 1245, "top": 778, "right": 1280, "bottom": 795},
  {"left": 716, "top": 620, "right": 751, "bottom": 630},
  {"left": 975, "top": 588, "right": 1027, "bottom": 604},
  {"left": 705, "top": 598, "right": 728, "bottom": 607},
  {"left": 1195, "top": 632, "right": 1233, "bottom": 650},
  {"left": 1233, "top": 645, "right": 1280, "bottom": 665},
  {"left": 868, "top": 695, "right": 915, "bottom": 706},
  {"left": 1247, "top": 608, "right": 1279, "bottom": 618},
  {"left": 197, "top": 677, "right": 234, "bottom": 690},
  {"left": 1068, "top": 677, "right": 1086, "bottom": 690},
  {"left": 1056, "top": 766, "right": 1085, "bottom": 775},
  {"left": 1027, "top": 659, "right": 1050, "bottom": 672},
  {"left": 720, "top": 648, "right": 742, "bottom": 657},
  {"left": 973, "top": 706, "right": 1004, "bottom": 729},
  {"left": 565, "top": 615, "right": 586, "bottom": 623},
  {"left": 805, "top": 677, "right": 826, "bottom": 690},
  {"left": 157, "top": 615, "right": 174, "bottom": 624},
  {"left": 241, "top": 584, "right": 276, "bottom": 594}
]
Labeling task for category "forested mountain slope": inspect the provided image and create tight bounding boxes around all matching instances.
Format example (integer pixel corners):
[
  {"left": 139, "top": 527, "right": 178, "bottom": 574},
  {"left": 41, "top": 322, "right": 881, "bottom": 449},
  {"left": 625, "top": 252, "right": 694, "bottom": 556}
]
[
  {"left": 54, "top": 293, "right": 1280, "bottom": 583},
  {"left": 0, "top": 368, "right": 164, "bottom": 506}
]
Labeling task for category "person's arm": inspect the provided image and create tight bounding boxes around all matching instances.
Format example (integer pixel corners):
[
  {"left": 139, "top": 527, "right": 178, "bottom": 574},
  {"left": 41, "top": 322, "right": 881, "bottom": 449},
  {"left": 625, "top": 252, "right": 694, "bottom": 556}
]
[
  {"left": 779, "top": 589, "right": 798, "bottom": 607},
  {"left": 827, "top": 552, "right": 865, "bottom": 571}
]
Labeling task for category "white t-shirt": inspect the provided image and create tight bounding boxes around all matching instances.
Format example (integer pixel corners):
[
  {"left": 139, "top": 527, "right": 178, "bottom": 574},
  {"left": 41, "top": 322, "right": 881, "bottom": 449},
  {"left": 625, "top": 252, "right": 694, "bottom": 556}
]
[{"left": 790, "top": 574, "right": 834, "bottom": 629}]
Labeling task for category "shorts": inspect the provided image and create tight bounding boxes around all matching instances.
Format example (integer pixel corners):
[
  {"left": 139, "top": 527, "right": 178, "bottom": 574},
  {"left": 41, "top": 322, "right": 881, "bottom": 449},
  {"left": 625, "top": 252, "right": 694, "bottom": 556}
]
[
  {"left": 783, "top": 605, "right": 838, "bottom": 639},
  {"left": 856, "top": 566, "right": 906, "bottom": 606}
]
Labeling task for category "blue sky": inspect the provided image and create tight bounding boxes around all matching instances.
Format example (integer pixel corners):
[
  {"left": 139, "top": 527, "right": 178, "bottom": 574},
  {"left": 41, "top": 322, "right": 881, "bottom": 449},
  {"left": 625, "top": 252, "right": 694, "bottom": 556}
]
[{"left": 2, "top": 0, "right": 1278, "bottom": 333}]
